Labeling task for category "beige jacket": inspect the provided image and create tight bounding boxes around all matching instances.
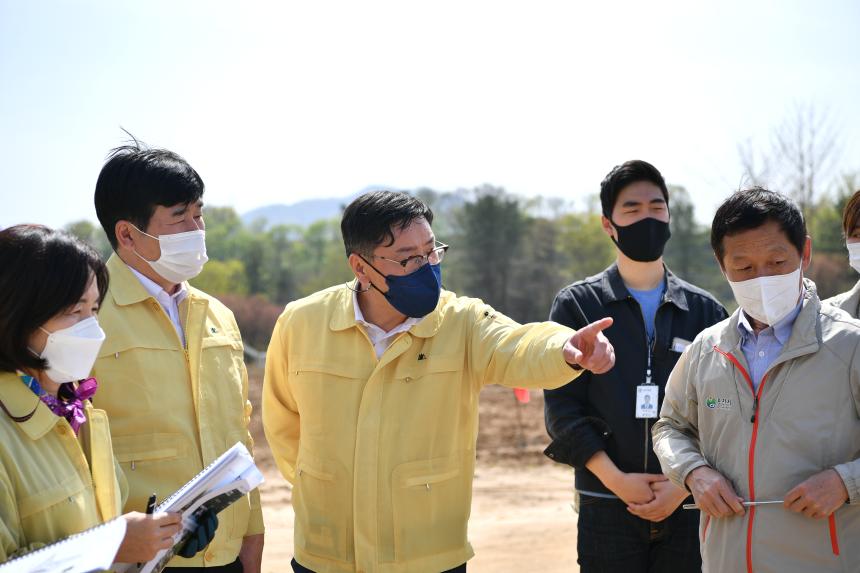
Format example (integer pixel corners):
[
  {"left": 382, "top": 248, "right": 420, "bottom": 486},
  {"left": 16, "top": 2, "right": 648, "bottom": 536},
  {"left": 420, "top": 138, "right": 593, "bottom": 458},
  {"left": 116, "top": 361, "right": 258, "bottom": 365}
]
[
  {"left": 824, "top": 278, "right": 860, "bottom": 318},
  {"left": 653, "top": 281, "right": 860, "bottom": 573}
]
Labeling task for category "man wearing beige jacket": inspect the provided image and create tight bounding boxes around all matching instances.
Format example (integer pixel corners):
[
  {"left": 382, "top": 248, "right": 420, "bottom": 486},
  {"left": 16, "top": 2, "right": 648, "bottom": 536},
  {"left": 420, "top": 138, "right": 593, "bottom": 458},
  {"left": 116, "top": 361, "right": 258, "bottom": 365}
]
[{"left": 653, "top": 188, "right": 860, "bottom": 573}]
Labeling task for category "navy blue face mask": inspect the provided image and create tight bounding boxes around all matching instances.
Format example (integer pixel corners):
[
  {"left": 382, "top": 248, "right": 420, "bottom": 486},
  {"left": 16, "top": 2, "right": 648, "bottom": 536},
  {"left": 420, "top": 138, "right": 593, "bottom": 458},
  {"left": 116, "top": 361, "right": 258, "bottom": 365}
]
[{"left": 363, "top": 259, "right": 443, "bottom": 318}]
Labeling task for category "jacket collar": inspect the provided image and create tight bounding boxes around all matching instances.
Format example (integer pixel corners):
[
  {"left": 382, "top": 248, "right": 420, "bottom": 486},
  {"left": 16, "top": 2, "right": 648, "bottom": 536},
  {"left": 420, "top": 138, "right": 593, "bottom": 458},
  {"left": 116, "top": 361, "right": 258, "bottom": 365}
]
[
  {"left": 0, "top": 372, "right": 60, "bottom": 440},
  {"left": 600, "top": 263, "right": 689, "bottom": 311},
  {"left": 784, "top": 280, "right": 823, "bottom": 354},
  {"left": 107, "top": 254, "right": 195, "bottom": 307},
  {"left": 329, "top": 284, "right": 443, "bottom": 338},
  {"left": 836, "top": 278, "right": 860, "bottom": 316}
]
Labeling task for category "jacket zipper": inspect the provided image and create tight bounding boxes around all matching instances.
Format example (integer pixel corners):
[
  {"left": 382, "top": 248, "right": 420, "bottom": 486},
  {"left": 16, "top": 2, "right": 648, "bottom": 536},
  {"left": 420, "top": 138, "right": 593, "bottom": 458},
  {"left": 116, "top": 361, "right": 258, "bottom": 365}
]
[
  {"left": 713, "top": 346, "right": 768, "bottom": 573},
  {"left": 829, "top": 514, "right": 840, "bottom": 556},
  {"left": 701, "top": 515, "right": 711, "bottom": 543}
]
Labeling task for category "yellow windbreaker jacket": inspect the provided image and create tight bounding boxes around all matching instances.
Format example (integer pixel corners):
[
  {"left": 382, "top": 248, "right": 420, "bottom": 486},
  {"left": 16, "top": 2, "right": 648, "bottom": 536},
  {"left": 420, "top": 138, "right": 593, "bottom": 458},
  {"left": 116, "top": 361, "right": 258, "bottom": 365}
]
[
  {"left": 0, "top": 372, "right": 125, "bottom": 562},
  {"left": 92, "top": 255, "right": 264, "bottom": 568},
  {"left": 263, "top": 286, "right": 580, "bottom": 573}
]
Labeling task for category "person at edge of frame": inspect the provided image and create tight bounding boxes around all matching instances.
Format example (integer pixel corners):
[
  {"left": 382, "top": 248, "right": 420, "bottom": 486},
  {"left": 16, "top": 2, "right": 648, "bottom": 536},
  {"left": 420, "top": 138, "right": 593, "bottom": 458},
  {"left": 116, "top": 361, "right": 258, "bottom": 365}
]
[
  {"left": 0, "top": 224, "right": 211, "bottom": 567},
  {"left": 654, "top": 188, "right": 860, "bottom": 572},
  {"left": 823, "top": 189, "right": 860, "bottom": 317}
]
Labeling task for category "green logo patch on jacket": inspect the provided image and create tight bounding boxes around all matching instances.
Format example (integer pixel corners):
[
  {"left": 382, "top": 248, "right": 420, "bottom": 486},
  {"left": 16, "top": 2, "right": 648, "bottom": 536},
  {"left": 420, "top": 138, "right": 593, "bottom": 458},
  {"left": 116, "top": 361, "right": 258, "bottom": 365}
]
[{"left": 706, "top": 396, "right": 733, "bottom": 410}]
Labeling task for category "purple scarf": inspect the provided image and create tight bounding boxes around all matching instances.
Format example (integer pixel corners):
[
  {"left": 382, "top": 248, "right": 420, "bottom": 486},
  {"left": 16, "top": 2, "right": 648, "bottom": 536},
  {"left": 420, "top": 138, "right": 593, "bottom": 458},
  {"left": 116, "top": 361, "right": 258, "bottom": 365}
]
[{"left": 35, "top": 377, "right": 99, "bottom": 435}]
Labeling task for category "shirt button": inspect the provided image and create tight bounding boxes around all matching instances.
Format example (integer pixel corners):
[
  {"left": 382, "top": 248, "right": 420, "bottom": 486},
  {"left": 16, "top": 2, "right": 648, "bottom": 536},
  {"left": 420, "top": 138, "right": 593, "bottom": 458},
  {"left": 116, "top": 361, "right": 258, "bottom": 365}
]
[
  {"left": 758, "top": 351, "right": 765, "bottom": 357},
  {"left": 56, "top": 425, "right": 67, "bottom": 435},
  {"left": 205, "top": 552, "right": 214, "bottom": 561}
]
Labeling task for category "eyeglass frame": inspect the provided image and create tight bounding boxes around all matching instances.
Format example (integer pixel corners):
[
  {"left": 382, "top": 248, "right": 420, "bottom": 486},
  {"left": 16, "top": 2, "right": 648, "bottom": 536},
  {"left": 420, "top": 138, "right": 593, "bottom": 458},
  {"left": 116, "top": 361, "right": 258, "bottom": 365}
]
[{"left": 368, "top": 241, "right": 449, "bottom": 271}]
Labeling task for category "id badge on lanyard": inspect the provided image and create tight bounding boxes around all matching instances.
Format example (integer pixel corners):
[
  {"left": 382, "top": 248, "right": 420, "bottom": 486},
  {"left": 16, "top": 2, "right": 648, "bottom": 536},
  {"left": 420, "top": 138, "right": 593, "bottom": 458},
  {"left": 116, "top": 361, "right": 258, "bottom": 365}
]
[{"left": 635, "top": 342, "right": 658, "bottom": 419}]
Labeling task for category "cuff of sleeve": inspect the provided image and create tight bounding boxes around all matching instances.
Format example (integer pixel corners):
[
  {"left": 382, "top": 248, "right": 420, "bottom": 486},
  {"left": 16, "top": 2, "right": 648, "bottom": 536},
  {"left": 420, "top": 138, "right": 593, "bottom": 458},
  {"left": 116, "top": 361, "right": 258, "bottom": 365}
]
[
  {"left": 677, "top": 461, "right": 710, "bottom": 493},
  {"left": 544, "top": 327, "right": 581, "bottom": 389},
  {"left": 570, "top": 440, "right": 606, "bottom": 470},
  {"left": 544, "top": 425, "right": 607, "bottom": 469},
  {"left": 545, "top": 439, "right": 604, "bottom": 469},
  {"left": 834, "top": 463, "right": 860, "bottom": 505}
]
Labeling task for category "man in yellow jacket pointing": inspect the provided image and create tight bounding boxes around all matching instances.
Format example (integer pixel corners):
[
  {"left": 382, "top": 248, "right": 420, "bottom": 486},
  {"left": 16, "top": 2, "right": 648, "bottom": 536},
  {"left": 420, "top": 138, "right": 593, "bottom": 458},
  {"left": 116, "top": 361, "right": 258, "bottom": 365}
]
[{"left": 263, "top": 190, "right": 615, "bottom": 573}]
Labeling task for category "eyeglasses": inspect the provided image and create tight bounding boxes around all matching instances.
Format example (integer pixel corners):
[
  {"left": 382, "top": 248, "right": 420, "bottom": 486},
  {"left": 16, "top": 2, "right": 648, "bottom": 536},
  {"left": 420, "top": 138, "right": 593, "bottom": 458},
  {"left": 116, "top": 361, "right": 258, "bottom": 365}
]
[{"left": 372, "top": 242, "right": 449, "bottom": 272}]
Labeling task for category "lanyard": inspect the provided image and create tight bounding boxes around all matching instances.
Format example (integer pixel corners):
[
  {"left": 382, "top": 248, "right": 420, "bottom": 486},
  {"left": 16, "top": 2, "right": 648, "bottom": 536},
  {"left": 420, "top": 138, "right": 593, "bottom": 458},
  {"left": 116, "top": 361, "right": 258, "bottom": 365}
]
[{"left": 645, "top": 335, "right": 656, "bottom": 385}]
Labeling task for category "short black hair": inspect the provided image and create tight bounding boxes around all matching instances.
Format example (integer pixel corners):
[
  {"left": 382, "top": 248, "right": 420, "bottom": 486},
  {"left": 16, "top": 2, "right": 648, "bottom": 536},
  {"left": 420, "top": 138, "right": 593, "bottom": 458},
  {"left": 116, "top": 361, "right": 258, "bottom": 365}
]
[
  {"left": 600, "top": 160, "right": 669, "bottom": 218},
  {"left": 710, "top": 187, "right": 807, "bottom": 263},
  {"left": 341, "top": 190, "right": 434, "bottom": 257},
  {"left": 0, "top": 225, "right": 109, "bottom": 374},
  {"left": 94, "top": 134, "right": 205, "bottom": 249}
]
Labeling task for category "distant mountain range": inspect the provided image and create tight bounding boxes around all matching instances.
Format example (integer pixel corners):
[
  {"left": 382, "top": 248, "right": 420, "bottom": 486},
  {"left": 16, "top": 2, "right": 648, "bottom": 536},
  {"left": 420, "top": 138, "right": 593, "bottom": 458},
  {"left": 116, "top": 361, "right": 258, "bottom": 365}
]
[
  {"left": 241, "top": 188, "right": 374, "bottom": 228},
  {"left": 242, "top": 197, "right": 348, "bottom": 228},
  {"left": 241, "top": 186, "right": 467, "bottom": 229}
]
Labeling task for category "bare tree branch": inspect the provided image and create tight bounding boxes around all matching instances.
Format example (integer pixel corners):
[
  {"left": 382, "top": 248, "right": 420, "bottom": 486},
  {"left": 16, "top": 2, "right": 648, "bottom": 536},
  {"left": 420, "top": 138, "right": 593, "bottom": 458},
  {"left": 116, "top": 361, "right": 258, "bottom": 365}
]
[{"left": 738, "top": 103, "right": 840, "bottom": 214}]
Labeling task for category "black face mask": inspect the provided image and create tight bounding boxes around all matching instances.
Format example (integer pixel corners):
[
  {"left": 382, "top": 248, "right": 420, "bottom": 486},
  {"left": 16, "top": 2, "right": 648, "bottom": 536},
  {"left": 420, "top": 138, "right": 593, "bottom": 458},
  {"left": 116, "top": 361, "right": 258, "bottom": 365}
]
[{"left": 610, "top": 217, "right": 671, "bottom": 262}]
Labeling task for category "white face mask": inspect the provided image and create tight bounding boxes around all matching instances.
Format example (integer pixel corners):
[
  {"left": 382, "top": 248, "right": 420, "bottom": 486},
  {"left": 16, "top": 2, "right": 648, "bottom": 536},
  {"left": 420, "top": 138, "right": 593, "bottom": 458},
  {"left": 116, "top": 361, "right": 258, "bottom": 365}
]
[
  {"left": 38, "top": 317, "right": 106, "bottom": 383},
  {"left": 848, "top": 242, "right": 860, "bottom": 274},
  {"left": 132, "top": 225, "right": 208, "bottom": 284},
  {"left": 728, "top": 267, "right": 802, "bottom": 326}
]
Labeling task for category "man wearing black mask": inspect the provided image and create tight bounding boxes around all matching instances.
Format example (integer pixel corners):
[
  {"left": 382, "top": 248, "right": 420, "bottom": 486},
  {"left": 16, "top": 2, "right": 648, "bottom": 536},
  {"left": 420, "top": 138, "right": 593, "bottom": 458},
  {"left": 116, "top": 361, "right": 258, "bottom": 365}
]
[{"left": 543, "top": 160, "right": 728, "bottom": 572}]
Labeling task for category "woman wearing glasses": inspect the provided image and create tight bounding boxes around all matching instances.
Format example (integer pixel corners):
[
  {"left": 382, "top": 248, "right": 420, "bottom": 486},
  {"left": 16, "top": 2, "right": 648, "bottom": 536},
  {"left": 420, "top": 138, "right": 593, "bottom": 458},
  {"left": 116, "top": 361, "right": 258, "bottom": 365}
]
[{"left": 0, "top": 225, "right": 181, "bottom": 564}]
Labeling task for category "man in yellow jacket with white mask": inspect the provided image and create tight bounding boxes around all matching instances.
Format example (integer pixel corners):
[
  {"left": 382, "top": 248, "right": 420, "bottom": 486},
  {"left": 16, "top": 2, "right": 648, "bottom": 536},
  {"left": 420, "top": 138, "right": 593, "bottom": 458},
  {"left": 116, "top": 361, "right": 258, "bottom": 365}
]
[
  {"left": 263, "top": 190, "right": 616, "bottom": 573},
  {"left": 91, "top": 139, "right": 264, "bottom": 573}
]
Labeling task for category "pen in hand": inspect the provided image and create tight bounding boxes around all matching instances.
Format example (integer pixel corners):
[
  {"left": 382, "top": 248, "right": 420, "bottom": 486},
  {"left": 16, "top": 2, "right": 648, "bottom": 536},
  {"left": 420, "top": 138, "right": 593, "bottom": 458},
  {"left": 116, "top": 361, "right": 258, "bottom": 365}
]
[{"left": 138, "top": 493, "right": 157, "bottom": 567}]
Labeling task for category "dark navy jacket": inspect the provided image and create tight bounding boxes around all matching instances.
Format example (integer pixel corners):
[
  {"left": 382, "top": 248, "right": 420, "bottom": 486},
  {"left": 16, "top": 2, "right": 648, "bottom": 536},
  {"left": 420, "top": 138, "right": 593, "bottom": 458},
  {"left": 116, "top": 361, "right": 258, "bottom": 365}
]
[{"left": 543, "top": 263, "right": 728, "bottom": 496}]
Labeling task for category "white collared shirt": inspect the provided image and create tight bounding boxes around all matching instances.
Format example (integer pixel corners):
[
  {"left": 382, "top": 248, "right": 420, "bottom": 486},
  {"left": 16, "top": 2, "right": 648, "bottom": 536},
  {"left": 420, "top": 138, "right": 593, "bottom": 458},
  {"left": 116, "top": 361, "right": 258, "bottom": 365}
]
[
  {"left": 129, "top": 267, "right": 189, "bottom": 347},
  {"left": 353, "top": 290, "right": 421, "bottom": 358}
]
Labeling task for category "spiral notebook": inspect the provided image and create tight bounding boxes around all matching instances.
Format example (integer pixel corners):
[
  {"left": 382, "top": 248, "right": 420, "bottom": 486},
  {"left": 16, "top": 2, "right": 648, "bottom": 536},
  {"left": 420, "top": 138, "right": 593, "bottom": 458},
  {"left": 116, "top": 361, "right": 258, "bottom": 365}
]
[
  {"left": 115, "top": 441, "right": 264, "bottom": 573},
  {"left": 0, "top": 517, "right": 127, "bottom": 573}
]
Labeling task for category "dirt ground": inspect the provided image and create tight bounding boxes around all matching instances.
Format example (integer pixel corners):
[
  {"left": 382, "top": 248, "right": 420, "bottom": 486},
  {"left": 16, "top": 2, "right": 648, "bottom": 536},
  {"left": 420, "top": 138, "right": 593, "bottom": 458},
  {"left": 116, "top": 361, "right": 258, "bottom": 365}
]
[{"left": 249, "top": 367, "right": 580, "bottom": 572}]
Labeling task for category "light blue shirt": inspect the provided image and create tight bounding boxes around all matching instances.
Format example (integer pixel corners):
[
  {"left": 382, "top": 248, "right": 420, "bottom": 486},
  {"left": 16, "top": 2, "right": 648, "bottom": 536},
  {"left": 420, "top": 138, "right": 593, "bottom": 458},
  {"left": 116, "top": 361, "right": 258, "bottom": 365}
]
[
  {"left": 629, "top": 283, "right": 665, "bottom": 342},
  {"left": 737, "top": 296, "right": 804, "bottom": 392}
]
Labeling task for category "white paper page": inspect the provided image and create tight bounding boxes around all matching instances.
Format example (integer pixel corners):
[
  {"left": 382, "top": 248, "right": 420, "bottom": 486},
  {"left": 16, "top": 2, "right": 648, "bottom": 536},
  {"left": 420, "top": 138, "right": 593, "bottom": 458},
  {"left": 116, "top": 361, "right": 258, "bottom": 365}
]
[
  {"left": 116, "top": 442, "right": 264, "bottom": 573},
  {"left": 0, "top": 517, "right": 126, "bottom": 573}
]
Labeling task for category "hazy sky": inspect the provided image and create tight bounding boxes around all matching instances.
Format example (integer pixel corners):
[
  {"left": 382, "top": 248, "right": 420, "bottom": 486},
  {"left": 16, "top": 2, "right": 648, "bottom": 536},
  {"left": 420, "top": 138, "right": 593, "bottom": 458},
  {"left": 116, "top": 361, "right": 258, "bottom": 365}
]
[{"left": 2, "top": 0, "right": 859, "bottom": 229}]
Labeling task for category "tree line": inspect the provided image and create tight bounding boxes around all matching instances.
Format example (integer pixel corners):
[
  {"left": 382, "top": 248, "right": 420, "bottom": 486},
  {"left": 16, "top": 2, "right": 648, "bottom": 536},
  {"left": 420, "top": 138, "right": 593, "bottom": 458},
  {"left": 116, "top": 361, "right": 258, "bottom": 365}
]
[{"left": 65, "top": 181, "right": 859, "bottom": 352}]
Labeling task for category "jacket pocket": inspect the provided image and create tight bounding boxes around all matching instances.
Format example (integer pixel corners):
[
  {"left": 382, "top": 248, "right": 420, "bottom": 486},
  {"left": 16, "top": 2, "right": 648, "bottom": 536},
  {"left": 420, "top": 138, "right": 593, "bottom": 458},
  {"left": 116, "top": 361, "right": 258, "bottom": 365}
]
[
  {"left": 293, "top": 456, "right": 350, "bottom": 562},
  {"left": 201, "top": 335, "right": 245, "bottom": 386},
  {"left": 393, "top": 356, "right": 462, "bottom": 383},
  {"left": 201, "top": 335, "right": 244, "bottom": 351},
  {"left": 112, "top": 432, "right": 188, "bottom": 469},
  {"left": 292, "top": 363, "right": 363, "bottom": 440},
  {"left": 17, "top": 472, "right": 88, "bottom": 520},
  {"left": 391, "top": 457, "right": 468, "bottom": 560}
]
